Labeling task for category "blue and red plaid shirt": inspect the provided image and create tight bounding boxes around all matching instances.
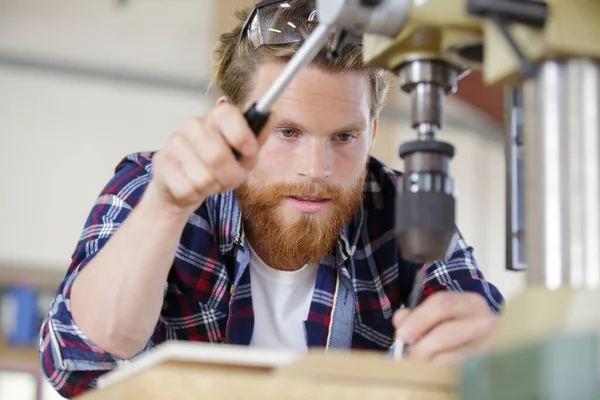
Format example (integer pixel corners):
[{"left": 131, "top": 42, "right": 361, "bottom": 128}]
[{"left": 38, "top": 152, "right": 504, "bottom": 398}]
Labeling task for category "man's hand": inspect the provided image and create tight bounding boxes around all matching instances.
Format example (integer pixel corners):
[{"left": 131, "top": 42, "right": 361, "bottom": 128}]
[
  {"left": 148, "top": 102, "right": 260, "bottom": 216},
  {"left": 392, "top": 291, "right": 499, "bottom": 363}
]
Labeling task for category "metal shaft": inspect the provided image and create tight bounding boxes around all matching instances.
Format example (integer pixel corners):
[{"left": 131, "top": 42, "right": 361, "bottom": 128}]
[
  {"left": 398, "top": 61, "right": 459, "bottom": 140},
  {"left": 411, "top": 83, "right": 445, "bottom": 140},
  {"left": 505, "top": 87, "right": 526, "bottom": 271},
  {"left": 523, "top": 59, "right": 600, "bottom": 290},
  {"left": 256, "top": 23, "right": 332, "bottom": 113}
]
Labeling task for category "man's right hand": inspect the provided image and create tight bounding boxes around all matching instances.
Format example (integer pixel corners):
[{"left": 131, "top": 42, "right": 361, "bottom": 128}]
[{"left": 148, "top": 102, "right": 261, "bottom": 214}]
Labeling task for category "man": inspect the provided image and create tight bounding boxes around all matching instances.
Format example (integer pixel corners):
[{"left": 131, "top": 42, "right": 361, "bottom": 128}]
[{"left": 39, "top": 0, "right": 504, "bottom": 398}]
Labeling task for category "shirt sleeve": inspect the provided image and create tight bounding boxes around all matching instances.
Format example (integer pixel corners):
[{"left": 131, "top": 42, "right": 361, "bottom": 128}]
[
  {"left": 38, "top": 153, "right": 160, "bottom": 399},
  {"left": 422, "top": 229, "right": 505, "bottom": 314}
]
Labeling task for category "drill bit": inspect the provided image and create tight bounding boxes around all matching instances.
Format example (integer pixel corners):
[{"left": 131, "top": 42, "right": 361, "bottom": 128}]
[{"left": 393, "top": 266, "right": 426, "bottom": 360}]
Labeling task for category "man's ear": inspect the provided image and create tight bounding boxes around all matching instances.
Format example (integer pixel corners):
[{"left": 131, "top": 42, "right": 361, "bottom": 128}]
[
  {"left": 369, "top": 116, "right": 379, "bottom": 153},
  {"left": 216, "top": 96, "right": 230, "bottom": 106}
]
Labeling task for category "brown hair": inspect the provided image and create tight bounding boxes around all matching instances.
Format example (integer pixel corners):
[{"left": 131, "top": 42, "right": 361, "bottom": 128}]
[{"left": 212, "top": 2, "right": 392, "bottom": 118}]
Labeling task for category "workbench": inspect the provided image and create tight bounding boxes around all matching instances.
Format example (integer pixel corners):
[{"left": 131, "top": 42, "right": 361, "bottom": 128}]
[{"left": 75, "top": 342, "right": 457, "bottom": 400}]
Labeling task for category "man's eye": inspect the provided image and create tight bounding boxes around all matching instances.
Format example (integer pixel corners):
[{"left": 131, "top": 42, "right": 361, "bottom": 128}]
[
  {"left": 276, "top": 129, "right": 297, "bottom": 138},
  {"left": 336, "top": 133, "right": 354, "bottom": 142}
]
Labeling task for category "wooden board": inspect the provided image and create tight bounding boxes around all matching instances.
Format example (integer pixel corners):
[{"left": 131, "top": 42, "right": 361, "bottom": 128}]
[
  {"left": 96, "top": 341, "right": 302, "bottom": 389},
  {"left": 76, "top": 342, "right": 456, "bottom": 400},
  {"left": 80, "top": 360, "right": 455, "bottom": 400},
  {"left": 276, "top": 349, "right": 456, "bottom": 390}
]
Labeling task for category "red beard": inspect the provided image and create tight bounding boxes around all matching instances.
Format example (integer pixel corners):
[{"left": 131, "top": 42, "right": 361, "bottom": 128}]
[{"left": 235, "top": 169, "right": 366, "bottom": 271}]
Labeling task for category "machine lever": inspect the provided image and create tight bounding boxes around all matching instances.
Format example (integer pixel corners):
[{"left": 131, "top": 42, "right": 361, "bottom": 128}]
[{"left": 233, "top": 23, "right": 334, "bottom": 160}]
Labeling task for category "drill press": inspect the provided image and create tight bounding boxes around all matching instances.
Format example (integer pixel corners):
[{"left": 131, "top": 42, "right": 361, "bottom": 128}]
[
  {"left": 317, "top": 1, "right": 599, "bottom": 273},
  {"left": 314, "top": 0, "right": 600, "bottom": 396},
  {"left": 325, "top": 0, "right": 599, "bottom": 397},
  {"left": 240, "top": 0, "right": 600, "bottom": 391}
]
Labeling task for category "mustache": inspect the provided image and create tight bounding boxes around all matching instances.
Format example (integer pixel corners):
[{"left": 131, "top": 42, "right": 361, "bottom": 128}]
[
  {"left": 236, "top": 181, "right": 345, "bottom": 210},
  {"left": 260, "top": 182, "right": 342, "bottom": 199}
]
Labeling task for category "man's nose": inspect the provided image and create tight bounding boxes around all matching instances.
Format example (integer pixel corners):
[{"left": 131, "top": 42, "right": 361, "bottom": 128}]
[{"left": 297, "top": 139, "right": 332, "bottom": 181}]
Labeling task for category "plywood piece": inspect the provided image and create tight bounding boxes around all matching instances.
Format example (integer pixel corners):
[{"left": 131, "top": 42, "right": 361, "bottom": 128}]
[
  {"left": 82, "top": 342, "right": 456, "bottom": 400},
  {"left": 79, "top": 361, "right": 455, "bottom": 400},
  {"left": 276, "top": 349, "right": 456, "bottom": 390},
  {"left": 96, "top": 341, "right": 301, "bottom": 389}
]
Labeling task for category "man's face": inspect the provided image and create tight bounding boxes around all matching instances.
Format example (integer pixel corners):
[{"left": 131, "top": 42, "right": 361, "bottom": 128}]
[{"left": 234, "top": 62, "right": 377, "bottom": 270}]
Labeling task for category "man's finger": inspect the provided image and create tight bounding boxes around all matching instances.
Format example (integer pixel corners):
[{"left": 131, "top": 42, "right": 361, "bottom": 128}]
[
  {"left": 396, "top": 291, "right": 491, "bottom": 344},
  {"left": 211, "top": 102, "right": 260, "bottom": 158},
  {"left": 407, "top": 315, "right": 497, "bottom": 359},
  {"left": 392, "top": 308, "right": 410, "bottom": 329}
]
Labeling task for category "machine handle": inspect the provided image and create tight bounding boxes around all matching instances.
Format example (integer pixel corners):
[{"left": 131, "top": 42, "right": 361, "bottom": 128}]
[
  {"left": 231, "top": 22, "right": 332, "bottom": 160},
  {"left": 232, "top": 103, "right": 270, "bottom": 160}
]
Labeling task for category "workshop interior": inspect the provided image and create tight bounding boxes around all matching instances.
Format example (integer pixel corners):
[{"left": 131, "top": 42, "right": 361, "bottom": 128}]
[{"left": 0, "top": 0, "right": 598, "bottom": 398}]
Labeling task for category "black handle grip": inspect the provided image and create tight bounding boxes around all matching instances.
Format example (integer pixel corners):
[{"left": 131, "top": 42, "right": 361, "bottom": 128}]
[{"left": 233, "top": 103, "right": 270, "bottom": 160}]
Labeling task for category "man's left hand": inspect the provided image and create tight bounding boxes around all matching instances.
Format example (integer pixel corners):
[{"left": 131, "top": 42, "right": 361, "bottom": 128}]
[{"left": 392, "top": 291, "right": 499, "bottom": 363}]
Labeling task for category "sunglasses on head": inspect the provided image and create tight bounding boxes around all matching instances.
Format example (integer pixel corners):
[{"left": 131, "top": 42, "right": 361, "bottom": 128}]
[{"left": 238, "top": 0, "right": 362, "bottom": 51}]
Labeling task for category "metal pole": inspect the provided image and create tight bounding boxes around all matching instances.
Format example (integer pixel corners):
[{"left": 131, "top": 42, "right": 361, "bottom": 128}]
[
  {"left": 505, "top": 87, "right": 526, "bottom": 271},
  {"left": 523, "top": 59, "right": 600, "bottom": 290},
  {"left": 256, "top": 23, "right": 332, "bottom": 113}
]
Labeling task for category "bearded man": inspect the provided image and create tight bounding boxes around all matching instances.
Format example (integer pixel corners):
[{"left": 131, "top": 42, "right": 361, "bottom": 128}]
[{"left": 39, "top": 1, "right": 504, "bottom": 398}]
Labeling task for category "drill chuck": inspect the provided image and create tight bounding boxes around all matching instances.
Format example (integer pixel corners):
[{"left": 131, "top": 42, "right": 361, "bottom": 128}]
[{"left": 397, "top": 141, "right": 456, "bottom": 263}]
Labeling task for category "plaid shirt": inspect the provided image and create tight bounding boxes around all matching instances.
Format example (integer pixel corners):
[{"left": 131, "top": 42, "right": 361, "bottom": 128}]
[{"left": 38, "top": 152, "right": 504, "bottom": 398}]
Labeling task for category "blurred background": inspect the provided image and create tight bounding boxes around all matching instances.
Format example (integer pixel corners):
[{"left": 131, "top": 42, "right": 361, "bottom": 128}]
[{"left": 0, "top": 0, "right": 525, "bottom": 398}]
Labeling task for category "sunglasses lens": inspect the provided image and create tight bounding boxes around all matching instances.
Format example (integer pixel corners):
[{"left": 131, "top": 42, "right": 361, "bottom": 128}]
[{"left": 244, "top": 1, "right": 361, "bottom": 50}]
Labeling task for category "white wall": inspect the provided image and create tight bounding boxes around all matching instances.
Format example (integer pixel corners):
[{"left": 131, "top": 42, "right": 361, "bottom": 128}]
[
  {"left": 0, "top": 65, "right": 214, "bottom": 269},
  {"left": 0, "top": 0, "right": 215, "bottom": 83},
  {"left": 0, "top": 0, "right": 216, "bottom": 270}
]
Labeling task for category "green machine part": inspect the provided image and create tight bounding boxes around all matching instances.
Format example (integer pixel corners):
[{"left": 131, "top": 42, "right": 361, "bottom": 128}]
[{"left": 460, "top": 334, "right": 600, "bottom": 400}]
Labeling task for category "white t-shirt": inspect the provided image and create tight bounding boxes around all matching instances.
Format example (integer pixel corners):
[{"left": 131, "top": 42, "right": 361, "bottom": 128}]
[{"left": 248, "top": 245, "right": 318, "bottom": 353}]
